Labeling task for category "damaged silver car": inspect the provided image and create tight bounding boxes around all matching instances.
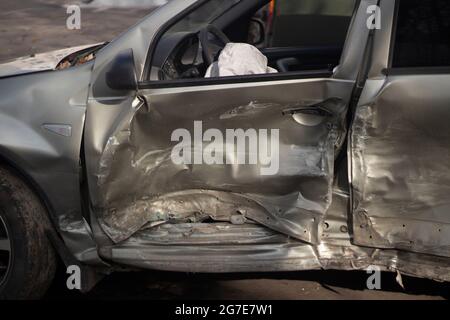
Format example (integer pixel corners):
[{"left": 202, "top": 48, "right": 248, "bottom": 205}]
[{"left": 1, "top": 0, "right": 450, "bottom": 299}]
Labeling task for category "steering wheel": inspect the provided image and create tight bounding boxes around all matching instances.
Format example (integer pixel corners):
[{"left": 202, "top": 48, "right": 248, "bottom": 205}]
[{"left": 199, "top": 24, "right": 230, "bottom": 66}]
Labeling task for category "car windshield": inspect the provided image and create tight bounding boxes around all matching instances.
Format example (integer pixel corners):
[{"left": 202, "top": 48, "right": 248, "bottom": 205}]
[{"left": 168, "top": 0, "right": 241, "bottom": 33}]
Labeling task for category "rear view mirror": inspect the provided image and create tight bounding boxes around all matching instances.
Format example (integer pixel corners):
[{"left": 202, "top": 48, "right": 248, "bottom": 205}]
[
  {"left": 248, "top": 18, "right": 266, "bottom": 47},
  {"left": 105, "top": 49, "right": 137, "bottom": 91}
]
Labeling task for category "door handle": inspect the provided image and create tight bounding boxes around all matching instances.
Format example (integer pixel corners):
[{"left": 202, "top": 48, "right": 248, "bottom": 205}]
[{"left": 282, "top": 97, "right": 341, "bottom": 117}]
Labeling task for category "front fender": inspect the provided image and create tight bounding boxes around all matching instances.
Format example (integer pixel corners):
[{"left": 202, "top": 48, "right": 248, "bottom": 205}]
[{"left": 0, "top": 62, "right": 101, "bottom": 264}]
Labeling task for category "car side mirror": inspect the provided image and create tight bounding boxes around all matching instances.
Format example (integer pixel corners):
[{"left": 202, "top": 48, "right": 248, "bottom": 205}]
[
  {"left": 248, "top": 18, "right": 266, "bottom": 47},
  {"left": 105, "top": 49, "right": 137, "bottom": 91}
]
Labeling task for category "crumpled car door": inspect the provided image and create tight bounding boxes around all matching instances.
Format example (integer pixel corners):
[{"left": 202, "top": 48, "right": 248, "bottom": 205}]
[
  {"left": 83, "top": 0, "right": 374, "bottom": 245},
  {"left": 85, "top": 76, "right": 353, "bottom": 243}
]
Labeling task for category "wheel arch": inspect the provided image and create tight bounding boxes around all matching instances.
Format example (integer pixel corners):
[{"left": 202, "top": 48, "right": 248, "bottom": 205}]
[
  {"left": 0, "top": 151, "right": 57, "bottom": 225},
  {"left": 0, "top": 150, "right": 80, "bottom": 269}
]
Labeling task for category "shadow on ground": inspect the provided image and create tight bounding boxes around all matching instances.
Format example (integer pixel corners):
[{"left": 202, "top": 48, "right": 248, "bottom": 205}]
[{"left": 45, "top": 269, "right": 449, "bottom": 300}]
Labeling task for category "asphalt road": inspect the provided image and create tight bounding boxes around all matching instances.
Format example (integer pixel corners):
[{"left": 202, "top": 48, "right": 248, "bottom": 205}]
[
  {"left": 0, "top": 0, "right": 152, "bottom": 63},
  {"left": 44, "top": 269, "right": 449, "bottom": 300},
  {"left": 1, "top": 0, "right": 448, "bottom": 300}
]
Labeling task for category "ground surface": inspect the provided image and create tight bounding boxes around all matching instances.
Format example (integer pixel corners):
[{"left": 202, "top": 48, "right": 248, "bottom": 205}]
[
  {"left": 45, "top": 269, "right": 449, "bottom": 300},
  {"left": 0, "top": 0, "right": 448, "bottom": 300},
  {"left": 0, "top": 0, "right": 153, "bottom": 63}
]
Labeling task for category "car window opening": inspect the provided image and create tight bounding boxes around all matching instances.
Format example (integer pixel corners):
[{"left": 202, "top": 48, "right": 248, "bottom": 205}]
[{"left": 149, "top": 0, "right": 357, "bottom": 83}]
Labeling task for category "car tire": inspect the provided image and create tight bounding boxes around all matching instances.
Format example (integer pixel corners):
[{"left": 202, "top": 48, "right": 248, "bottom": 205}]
[{"left": 0, "top": 166, "right": 57, "bottom": 300}]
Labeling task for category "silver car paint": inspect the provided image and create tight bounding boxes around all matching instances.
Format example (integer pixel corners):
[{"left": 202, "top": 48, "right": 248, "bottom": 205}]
[
  {"left": 0, "top": 0, "right": 197, "bottom": 262},
  {"left": 350, "top": 0, "right": 450, "bottom": 258},
  {"left": 0, "top": 62, "right": 100, "bottom": 262},
  {"left": 101, "top": 188, "right": 450, "bottom": 282},
  {"left": 84, "top": 0, "right": 375, "bottom": 245},
  {"left": 0, "top": 0, "right": 449, "bottom": 283},
  {"left": 93, "top": 78, "right": 353, "bottom": 244}
]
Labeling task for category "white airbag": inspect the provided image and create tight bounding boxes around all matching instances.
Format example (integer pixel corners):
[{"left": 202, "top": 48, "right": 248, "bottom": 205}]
[{"left": 205, "top": 43, "right": 277, "bottom": 78}]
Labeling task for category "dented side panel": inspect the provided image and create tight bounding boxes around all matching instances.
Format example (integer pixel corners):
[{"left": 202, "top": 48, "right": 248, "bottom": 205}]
[
  {"left": 90, "top": 79, "right": 353, "bottom": 243},
  {"left": 351, "top": 75, "right": 450, "bottom": 258},
  {"left": 83, "top": 0, "right": 366, "bottom": 250}
]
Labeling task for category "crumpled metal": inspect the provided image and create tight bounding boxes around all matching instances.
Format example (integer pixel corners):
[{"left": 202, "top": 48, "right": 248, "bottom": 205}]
[
  {"left": 351, "top": 76, "right": 450, "bottom": 258},
  {"left": 94, "top": 97, "right": 346, "bottom": 243}
]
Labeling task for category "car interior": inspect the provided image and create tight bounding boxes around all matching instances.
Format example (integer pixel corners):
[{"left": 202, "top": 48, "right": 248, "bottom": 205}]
[{"left": 149, "top": 0, "right": 352, "bottom": 81}]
